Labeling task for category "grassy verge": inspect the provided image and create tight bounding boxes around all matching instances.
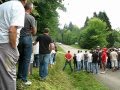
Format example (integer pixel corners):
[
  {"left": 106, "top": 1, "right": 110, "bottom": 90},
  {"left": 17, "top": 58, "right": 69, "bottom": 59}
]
[{"left": 17, "top": 46, "right": 108, "bottom": 90}]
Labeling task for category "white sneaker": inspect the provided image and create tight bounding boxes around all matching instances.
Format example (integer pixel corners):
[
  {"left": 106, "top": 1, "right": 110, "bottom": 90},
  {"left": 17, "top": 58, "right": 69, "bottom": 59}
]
[{"left": 24, "top": 81, "right": 32, "bottom": 85}]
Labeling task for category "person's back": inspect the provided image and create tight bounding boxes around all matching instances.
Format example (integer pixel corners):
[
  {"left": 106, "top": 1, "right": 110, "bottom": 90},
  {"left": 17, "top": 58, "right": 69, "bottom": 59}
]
[
  {"left": 34, "top": 28, "right": 52, "bottom": 80},
  {"left": 118, "top": 51, "right": 120, "bottom": 61},
  {"left": 76, "top": 52, "right": 82, "bottom": 61},
  {"left": 88, "top": 52, "right": 92, "bottom": 62},
  {"left": 84, "top": 53, "right": 88, "bottom": 61},
  {"left": 0, "top": 1, "right": 25, "bottom": 44},
  {"left": 37, "top": 34, "right": 52, "bottom": 54},
  {"left": 63, "top": 51, "right": 73, "bottom": 71},
  {"left": 0, "top": 0, "right": 26, "bottom": 90},
  {"left": 110, "top": 51, "right": 118, "bottom": 61},
  {"left": 92, "top": 51, "right": 98, "bottom": 63},
  {"left": 65, "top": 51, "right": 72, "bottom": 61},
  {"left": 17, "top": 2, "right": 36, "bottom": 85},
  {"left": 20, "top": 13, "right": 36, "bottom": 36}
]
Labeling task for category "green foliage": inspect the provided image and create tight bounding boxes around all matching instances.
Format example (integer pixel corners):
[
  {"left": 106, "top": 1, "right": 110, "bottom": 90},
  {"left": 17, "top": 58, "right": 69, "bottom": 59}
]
[
  {"left": 97, "top": 11, "right": 112, "bottom": 31},
  {"left": 84, "top": 17, "right": 89, "bottom": 27},
  {"left": 79, "top": 18, "right": 108, "bottom": 49},
  {"left": 60, "top": 23, "right": 80, "bottom": 45},
  {"left": 28, "top": 0, "right": 65, "bottom": 40},
  {"left": 107, "top": 30, "right": 120, "bottom": 47}
]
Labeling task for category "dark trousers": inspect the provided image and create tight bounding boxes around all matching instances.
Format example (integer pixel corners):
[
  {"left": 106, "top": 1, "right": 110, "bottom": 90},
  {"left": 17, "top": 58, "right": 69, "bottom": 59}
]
[
  {"left": 73, "top": 61, "right": 77, "bottom": 70},
  {"left": 63, "top": 60, "right": 73, "bottom": 71},
  {"left": 33, "top": 54, "right": 39, "bottom": 68}
]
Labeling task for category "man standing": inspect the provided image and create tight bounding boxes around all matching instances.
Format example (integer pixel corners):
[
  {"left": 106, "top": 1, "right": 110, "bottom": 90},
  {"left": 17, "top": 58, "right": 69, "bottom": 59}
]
[
  {"left": 34, "top": 28, "right": 52, "bottom": 80},
  {"left": 110, "top": 48, "right": 118, "bottom": 72},
  {"left": 0, "top": 0, "right": 27, "bottom": 90},
  {"left": 17, "top": 2, "right": 36, "bottom": 85},
  {"left": 76, "top": 50, "right": 83, "bottom": 71},
  {"left": 63, "top": 51, "right": 73, "bottom": 72}
]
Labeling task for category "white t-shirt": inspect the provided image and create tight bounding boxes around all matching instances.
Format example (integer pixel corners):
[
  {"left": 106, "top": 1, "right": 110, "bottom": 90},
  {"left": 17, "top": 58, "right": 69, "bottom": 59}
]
[
  {"left": 88, "top": 53, "right": 92, "bottom": 62},
  {"left": 110, "top": 51, "right": 118, "bottom": 61},
  {"left": 76, "top": 53, "right": 83, "bottom": 61},
  {"left": 33, "top": 42, "right": 39, "bottom": 54},
  {"left": 0, "top": 1, "right": 25, "bottom": 44}
]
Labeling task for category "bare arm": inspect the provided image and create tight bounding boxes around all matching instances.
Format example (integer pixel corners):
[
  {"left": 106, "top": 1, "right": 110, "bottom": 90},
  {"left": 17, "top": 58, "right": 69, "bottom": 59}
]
[
  {"left": 9, "top": 26, "right": 17, "bottom": 49},
  {"left": 31, "top": 27, "right": 37, "bottom": 35},
  {"left": 49, "top": 43, "right": 53, "bottom": 51}
]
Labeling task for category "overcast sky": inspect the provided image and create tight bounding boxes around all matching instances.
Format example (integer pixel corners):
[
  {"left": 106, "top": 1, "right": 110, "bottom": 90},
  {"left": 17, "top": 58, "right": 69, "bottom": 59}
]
[{"left": 58, "top": 0, "right": 120, "bottom": 29}]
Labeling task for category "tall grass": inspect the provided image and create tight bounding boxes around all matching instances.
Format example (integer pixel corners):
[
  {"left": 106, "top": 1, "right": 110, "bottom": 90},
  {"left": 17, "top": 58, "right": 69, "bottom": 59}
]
[{"left": 17, "top": 46, "right": 108, "bottom": 90}]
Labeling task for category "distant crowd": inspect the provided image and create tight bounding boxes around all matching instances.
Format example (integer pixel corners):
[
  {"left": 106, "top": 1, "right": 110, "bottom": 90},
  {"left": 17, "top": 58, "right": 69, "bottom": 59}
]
[{"left": 63, "top": 46, "right": 120, "bottom": 74}]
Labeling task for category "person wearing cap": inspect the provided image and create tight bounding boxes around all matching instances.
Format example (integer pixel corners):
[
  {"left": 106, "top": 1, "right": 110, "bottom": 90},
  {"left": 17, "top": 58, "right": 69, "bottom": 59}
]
[{"left": 0, "top": 0, "right": 27, "bottom": 90}]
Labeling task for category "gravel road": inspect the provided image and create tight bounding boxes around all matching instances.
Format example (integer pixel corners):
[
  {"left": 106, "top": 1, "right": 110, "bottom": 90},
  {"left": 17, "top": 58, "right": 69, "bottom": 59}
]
[{"left": 58, "top": 43, "right": 120, "bottom": 90}]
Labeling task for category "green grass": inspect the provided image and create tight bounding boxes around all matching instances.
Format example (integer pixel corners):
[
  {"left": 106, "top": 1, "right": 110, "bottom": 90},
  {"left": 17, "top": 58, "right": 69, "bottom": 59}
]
[{"left": 17, "top": 46, "right": 109, "bottom": 90}]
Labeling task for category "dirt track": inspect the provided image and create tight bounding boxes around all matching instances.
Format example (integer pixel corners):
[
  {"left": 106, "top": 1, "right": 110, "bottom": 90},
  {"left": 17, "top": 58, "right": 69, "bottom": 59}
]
[{"left": 58, "top": 43, "right": 120, "bottom": 90}]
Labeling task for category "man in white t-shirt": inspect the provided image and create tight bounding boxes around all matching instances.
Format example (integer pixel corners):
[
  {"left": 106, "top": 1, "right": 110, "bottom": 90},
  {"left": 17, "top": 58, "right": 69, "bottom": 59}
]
[
  {"left": 76, "top": 50, "right": 83, "bottom": 71},
  {"left": 110, "top": 49, "right": 118, "bottom": 71},
  {"left": 0, "top": 0, "right": 27, "bottom": 90}
]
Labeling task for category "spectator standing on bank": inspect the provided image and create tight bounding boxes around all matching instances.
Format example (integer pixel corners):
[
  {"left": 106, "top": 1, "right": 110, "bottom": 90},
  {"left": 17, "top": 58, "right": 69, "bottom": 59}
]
[
  {"left": 87, "top": 51, "right": 92, "bottom": 72},
  {"left": 33, "top": 42, "right": 39, "bottom": 68},
  {"left": 92, "top": 50, "right": 99, "bottom": 74},
  {"left": 53, "top": 41, "right": 57, "bottom": 64},
  {"left": 34, "top": 28, "right": 52, "bottom": 81},
  {"left": 110, "top": 48, "right": 118, "bottom": 72},
  {"left": 63, "top": 51, "right": 73, "bottom": 72},
  {"left": 17, "top": 2, "right": 37, "bottom": 85},
  {"left": 117, "top": 49, "right": 120, "bottom": 69},
  {"left": 0, "top": 0, "right": 27, "bottom": 90},
  {"left": 76, "top": 50, "right": 83, "bottom": 71},
  {"left": 73, "top": 54, "right": 77, "bottom": 71},
  {"left": 49, "top": 41, "right": 56, "bottom": 67},
  {"left": 83, "top": 51, "right": 88, "bottom": 71},
  {"left": 101, "top": 48, "right": 107, "bottom": 74}
]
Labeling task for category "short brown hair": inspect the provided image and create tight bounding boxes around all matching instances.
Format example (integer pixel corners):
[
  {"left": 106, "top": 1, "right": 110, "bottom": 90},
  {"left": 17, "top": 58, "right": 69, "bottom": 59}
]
[{"left": 43, "top": 28, "right": 50, "bottom": 33}]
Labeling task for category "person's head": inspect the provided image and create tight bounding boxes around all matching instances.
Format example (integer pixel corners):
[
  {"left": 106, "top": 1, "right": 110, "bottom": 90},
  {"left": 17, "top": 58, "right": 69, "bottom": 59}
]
[
  {"left": 24, "top": 2, "right": 33, "bottom": 13},
  {"left": 68, "top": 51, "right": 70, "bottom": 53},
  {"left": 43, "top": 28, "right": 50, "bottom": 35},
  {"left": 20, "top": 0, "right": 27, "bottom": 6},
  {"left": 2, "top": 0, "right": 27, "bottom": 5}
]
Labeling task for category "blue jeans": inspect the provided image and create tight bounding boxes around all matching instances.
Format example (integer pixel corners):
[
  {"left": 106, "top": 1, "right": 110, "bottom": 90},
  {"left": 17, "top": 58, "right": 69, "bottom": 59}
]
[
  {"left": 118, "top": 60, "right": 120, "bottom": 69},
  {"left": 50, "top": 53, "right": 55, "bottom": 64},
  {"left": 84, "top": 60, "right": 88, "bottom": 71},
  {"left": 77, "top": 61, "right": 81, "bottom": 71},
  {"left": 92, "top": 63, "right": 99, "bottom": 74},
  {"left": 39, "top": 54, "right": 50, "bottom": 78},
  {"left": 88, "top": 62, "right": 92, "bottom": 72},
  {"left": 33, "top": 54, "right": 39, "bottom": 67},
  {"left": 17, "top": 36, "right": 32, "bottom": 82},
  {"left": 81, "top": 60, "right": 84, "bottom": 69}
]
